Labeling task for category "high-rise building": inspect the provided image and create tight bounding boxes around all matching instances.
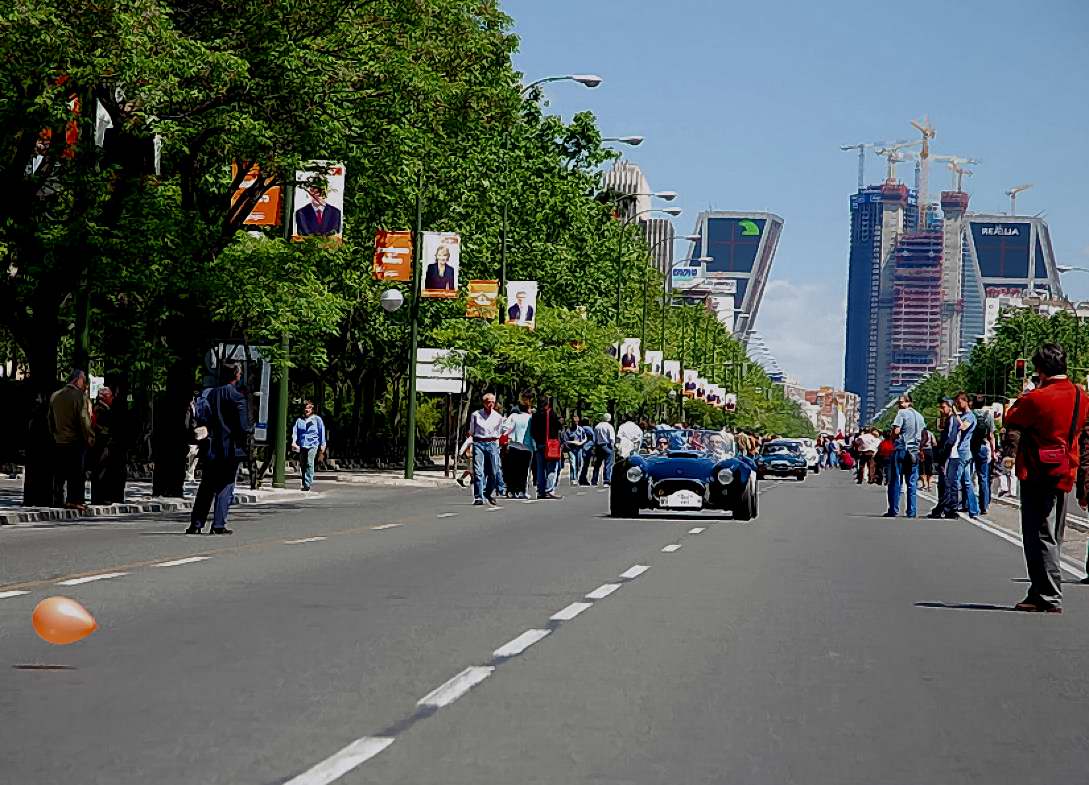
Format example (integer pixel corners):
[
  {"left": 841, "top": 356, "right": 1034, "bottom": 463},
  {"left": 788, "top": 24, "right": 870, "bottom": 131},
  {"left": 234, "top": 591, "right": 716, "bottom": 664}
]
[
  {"left": 642, "top": 217, "right": 675, "bottom": 275},
  {"left": 965, "top": 214, "right": 1061, "bottom": 299},
  {"left": 682, "top": 211, "right": 784, "bottom": 338},
  {"left": 843, "top": 183, "right": 917, "bottom": 422},
  {"left": 885, "top": 230, "right": 945, "bottom": 399},
  {"left": 601, "top": 161, "right": 676, "bottom": 274}
]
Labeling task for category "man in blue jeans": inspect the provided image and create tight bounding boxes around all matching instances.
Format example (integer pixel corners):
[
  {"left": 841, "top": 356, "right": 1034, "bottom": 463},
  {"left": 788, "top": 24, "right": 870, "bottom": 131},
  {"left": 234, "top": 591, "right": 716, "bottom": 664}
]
[
  {"left": 886, "top": 392, "right": 924, "bottom": 518},
  {"left": 591, "top": 414, "right": 616, "bottom": 486},
  {"left": 945, "top": 391, "right": 979, "bottom": 519},
  {"left": 469, "top": 393, "right": 503, "bottom": 505},
  {"left": 971, "top": 395, "right": 994, "bottom": 514}
]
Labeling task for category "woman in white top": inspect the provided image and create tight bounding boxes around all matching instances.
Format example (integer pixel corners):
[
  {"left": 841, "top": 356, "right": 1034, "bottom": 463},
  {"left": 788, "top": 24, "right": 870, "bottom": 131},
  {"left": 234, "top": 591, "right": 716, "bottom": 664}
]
[{"left": 501, "top": 404, "right": 534, "bottom": 499}]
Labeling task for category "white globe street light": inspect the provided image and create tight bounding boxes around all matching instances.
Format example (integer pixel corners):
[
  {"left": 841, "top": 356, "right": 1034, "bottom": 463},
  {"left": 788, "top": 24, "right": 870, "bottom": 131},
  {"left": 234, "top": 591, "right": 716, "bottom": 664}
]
[{"left": 380, "top": 289, "right": 404, "bottom": 313}]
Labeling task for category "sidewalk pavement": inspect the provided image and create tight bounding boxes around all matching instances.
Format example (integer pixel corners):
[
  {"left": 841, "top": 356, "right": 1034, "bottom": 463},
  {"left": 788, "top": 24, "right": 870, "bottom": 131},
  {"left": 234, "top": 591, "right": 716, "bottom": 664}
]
[{"left": 0, "top": 478, "right": 314, "bottom": 526}]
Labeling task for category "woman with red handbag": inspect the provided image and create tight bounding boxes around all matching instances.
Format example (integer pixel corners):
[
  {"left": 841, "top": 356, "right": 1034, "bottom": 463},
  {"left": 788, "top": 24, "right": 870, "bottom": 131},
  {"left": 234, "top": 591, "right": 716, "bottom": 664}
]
[{"left": 530, "top": 395, "right": 564, "bottom": 500}]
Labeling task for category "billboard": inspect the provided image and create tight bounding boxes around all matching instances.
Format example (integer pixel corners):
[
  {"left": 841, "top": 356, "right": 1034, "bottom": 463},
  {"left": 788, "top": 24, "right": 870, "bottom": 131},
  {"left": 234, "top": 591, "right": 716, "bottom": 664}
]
[
  {"left": 644, "top": 350, "right": 663, "bottom": 375},
  {"left": 293, "top": 161, "right": 345, "bottom": 241},
  {"left": 663, "top": 360, "right": 681, "bottom": 383},
  {"left": 467, "top": 280, "right": 499, "bottom": 319},
  {"left": 620, "top": 338, "right": 641, "bottom": 373},
  {"left": 970, "top": 221, "right": 1031, "bottom": 280},
  {"left": 671, "top": 267, "right": 703, "bottom": 290},
  {"left": 506, "top": 280, "right": 538, "bottom": 328},
  {"left": 373, "top": 230, "right": 413, "bottom": 281},
  {"left": 421, "top": 232, "right": 460, "bottom": 299}
]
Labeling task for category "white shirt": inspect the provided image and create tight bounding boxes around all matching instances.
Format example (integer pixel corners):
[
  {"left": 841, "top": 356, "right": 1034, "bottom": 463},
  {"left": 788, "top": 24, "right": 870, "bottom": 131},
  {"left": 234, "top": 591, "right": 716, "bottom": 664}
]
[
  {"left": 593, "top": 421, "right": 616, "bottom": 447},
  {"left": 618, "top": 421, "right": 643, "bottom": 445},
  {"left": 470, "top": 408, "right": 504, "bottom": 439},
  {"left": 859, "top": 433, "right": 881, "bottom": 453}
]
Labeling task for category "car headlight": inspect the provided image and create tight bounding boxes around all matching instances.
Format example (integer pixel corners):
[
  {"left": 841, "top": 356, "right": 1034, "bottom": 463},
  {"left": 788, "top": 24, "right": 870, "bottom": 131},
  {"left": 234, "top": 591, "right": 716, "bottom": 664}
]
[
  {"left": 716, "top": 468, "right": 734, "bottom": 485},
  {"left": 626, "top": 466, "right": 644, "bottom": 483}
]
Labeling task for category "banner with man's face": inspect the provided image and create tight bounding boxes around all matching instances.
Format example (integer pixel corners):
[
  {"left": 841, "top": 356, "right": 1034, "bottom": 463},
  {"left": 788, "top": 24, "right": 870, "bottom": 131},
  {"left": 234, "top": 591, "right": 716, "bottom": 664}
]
[
  {"left": 663, "top": 360, "right": 681, "bottom": 384},
  {"left": 292, "top": 161, "right": 345, "bottom": 242},
  {"left": 421, "top": 232, "right": 461, "bottom": 299},
  {"left": 644, "top": 350, "right": 663, "bottom": 375},
  {"left": 620, "top": 338, "right": 641, "bottom": 373},
  {"left": 505, "top": 280, "right": 538, "bottom": 327},
  {"left": 683, "top": 369, "right": 698, "bottom": 397}
]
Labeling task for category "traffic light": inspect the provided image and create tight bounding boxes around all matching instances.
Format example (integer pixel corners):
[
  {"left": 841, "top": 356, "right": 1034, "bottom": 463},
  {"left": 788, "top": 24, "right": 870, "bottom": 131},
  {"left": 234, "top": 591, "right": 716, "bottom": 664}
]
[{"left": 1015, "top": 358, "right": 1027, "bottom": 379}]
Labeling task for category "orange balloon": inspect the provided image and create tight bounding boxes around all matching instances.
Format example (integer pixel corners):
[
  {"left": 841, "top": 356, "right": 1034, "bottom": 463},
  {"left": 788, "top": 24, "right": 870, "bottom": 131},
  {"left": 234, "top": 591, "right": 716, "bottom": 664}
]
[{"left": 32, "top": 596, "right": 98, "bottom": 645}]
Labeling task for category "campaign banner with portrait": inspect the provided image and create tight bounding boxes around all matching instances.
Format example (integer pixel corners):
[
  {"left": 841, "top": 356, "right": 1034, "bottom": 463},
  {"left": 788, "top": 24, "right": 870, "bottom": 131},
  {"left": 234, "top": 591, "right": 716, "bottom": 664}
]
[
  {"left": 683, "top": 369, "right": 699, "bottom": 397},
  {"left": 644, "top": 350, "right": 663, "bottom": 375},
  {"left": 373, "top": 230, "right": 413, "bottom": 281},
  {"left": 292, "top": 161, "right": 345, "bottom": 242},
  {"left": 663, "top": 360, "right": 681, "bottom": 384},
  {"left": 695, "top": 378, "right": 707, "bottom": 400},
  {"left": 723, "top": 392, "right": 738, "bottom": 412},
  {"left": 706, "top": 385, "right": 722, "bottom": 407},
  {"left": 420, "top": 232, "right": 460, "bottom": 299},
  {"left": 619, "top": 338, "right": 641, "bottom": 373},
  {"left": 467, "top": 280, "right": 499, "bottom": 319},
  {"left": 231, "top": 162, "right": 282, "bottom": 226},
  {"left": 505, "top": 280, "right": 538, "bottom": 328}
]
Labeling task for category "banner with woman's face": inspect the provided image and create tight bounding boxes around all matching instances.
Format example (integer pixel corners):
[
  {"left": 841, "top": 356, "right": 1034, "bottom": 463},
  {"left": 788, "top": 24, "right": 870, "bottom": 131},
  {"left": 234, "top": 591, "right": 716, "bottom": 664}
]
[
  {"left": 421, "top": 232, "right": 460, "bottom": 299},
  {"left": 663, "top": 360, "right": 681, "bottom": 383},
  {"left": 620, "top": 338, "right": 641, "bottom": 373}
]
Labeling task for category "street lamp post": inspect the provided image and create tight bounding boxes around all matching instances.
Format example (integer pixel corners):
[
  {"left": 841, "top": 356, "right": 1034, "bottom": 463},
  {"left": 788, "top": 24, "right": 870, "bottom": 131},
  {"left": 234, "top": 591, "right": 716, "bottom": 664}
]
[
  {"left": 611, "top": 198, "right": 680, "bottom": 335},
  {"left": 641, "top": 234, "right": 700, "bottom": 352}
]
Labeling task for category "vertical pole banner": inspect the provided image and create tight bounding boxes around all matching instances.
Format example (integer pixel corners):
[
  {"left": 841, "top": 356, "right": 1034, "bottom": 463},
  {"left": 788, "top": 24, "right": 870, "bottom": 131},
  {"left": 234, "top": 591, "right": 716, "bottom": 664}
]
[
  {"left": 466, "top": 280, "right": 499, "bottom": 319},
  {"left": 505, "top": 280, "right": 538, "bottom": 328},
  {"left": 292, "top": 161, "right": 345, "bottom": 242},
  {"left": 620, "top": 338, "right": 641, "bottom": 373},
  {"left": 373, "top": 230, "right": 413, "bottom": 281},
  {"left": 683, "top": 369, "right": 698, "bottom": 397},
  {"left": 644, "top": 351, "right": 663, "bottom": 375},
  {"left": 420, "top": 232, "right": 461, "bottom": 299},
  {"left": 663, "top": 360, "right": 681, "bottom": 384}
]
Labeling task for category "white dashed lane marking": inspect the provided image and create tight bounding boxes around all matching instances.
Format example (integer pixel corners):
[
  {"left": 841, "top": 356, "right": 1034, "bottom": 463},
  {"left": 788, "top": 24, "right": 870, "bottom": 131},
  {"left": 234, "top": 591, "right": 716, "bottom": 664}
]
[
  {"left": 57, "top": 572, "right": 128, "bottom": 586},
  {"left": 437, "top": 513, "right": 458, "bottom": 519},
  {"left": 0, "top": 590, "right": 30, "bottom": 599},
  {"left": 550, "top": 602, "right": 593, "bottom": 621},
  {"left": 153, "top": 556, "right": 210, "bottom": 567},
  {"left": 661, "top": 544, "right": 682, "bottom": 553},
  {"left": 688, "top": 527, "right": 706, "bottom": 534},
  {"left": 285, "top": 537, "right": 327, "bottom": 544},
  {"left": 283, "top": 736, "right": 396, "bottom": 785},
  {"left": 619, "top": 564, "right": 650, "bottom": 579},
  {"left": 493, "top": 629, "right": 551, "bottom": 658},
  {"left": 371, "top": 524, "right": 402, "bottom": 530},
  {"left": 418, "top": 666, "right": 495, "bottom": 708},
  {"left": 585, "top": 583, "right": 621, "bottom": 600}
]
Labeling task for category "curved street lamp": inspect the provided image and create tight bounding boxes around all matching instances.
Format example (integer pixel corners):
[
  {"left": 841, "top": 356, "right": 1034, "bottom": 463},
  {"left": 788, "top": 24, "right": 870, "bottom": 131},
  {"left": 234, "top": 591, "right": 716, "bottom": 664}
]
[
  {"left": 521, "top": 74, "right": 603, "bottom": 96},
  {"left": 603, "top": 135, "right": 645, "bottom": 146},
  {"left": 615, "top": 205, "right": 682, "bottom": 335}
]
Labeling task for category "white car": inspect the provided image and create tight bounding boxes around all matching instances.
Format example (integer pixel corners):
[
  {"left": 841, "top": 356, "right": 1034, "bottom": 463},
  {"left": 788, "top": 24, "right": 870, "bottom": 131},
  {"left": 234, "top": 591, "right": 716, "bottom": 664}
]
[{"left": 797, "top": 438, "right": 821, "bottom": 474}]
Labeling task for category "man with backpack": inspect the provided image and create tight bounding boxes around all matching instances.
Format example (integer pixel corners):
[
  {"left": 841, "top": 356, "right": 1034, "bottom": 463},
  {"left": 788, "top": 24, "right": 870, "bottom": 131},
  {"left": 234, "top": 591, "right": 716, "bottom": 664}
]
[
  {"left": 1003, "top": 344, "right": 1089, "bottom": 612},
  {"left": 884, "top": 392, "right": 924, "bottom": 518}
]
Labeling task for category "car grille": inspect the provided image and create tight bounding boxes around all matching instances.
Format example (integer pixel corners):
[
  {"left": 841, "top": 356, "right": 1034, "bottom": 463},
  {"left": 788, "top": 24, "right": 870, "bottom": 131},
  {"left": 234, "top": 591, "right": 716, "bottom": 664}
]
[{"left": 652, "top": 479, "right": 706, "bottom": 499}]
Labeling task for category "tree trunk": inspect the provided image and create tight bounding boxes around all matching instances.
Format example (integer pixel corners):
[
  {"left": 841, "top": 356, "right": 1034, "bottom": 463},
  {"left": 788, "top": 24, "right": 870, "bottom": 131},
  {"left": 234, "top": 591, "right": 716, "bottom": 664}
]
[{"left": 22, "top": 297, "right": 61, "bottom": 507}]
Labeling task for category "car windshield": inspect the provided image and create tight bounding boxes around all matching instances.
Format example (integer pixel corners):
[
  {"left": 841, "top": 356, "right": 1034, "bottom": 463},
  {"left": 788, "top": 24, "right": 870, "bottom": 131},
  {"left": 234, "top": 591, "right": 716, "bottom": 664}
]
[
  {"left": 762, "top": 442, "right": 801, "bottom": 456},
  {"left": 640, "top": 428, "right": 735, "bottom": 459}
]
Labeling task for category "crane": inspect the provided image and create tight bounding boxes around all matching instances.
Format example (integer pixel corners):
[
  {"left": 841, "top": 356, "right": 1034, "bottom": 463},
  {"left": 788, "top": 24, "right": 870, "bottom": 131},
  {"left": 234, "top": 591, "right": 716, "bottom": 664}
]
[
  {"left": 840, "top": 140, "right": 909, "bottom": 190},
  {"left": 910, "top": 116, "right": 935, "bottom": 224},
  {"left": 874, "top": 142, "right": 919, "bottom": 184},
  {"left": 1006, "top": 183, "right": 1034, "bottom": 215},
  {"left": 931, "top": 154, "right": 980, "bottom": 192}
]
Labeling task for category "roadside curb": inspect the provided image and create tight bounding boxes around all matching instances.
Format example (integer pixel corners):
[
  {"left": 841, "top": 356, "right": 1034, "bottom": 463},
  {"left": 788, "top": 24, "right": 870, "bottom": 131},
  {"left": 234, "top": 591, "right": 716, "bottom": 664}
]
[
  {"left": 992, "top": 493, "right": 1089, "bottom": 534},
  {"left": 335, "top": 475, "right": 453, "bottom": 489},
  {"left": 0, "top": 490, "right": 313, "bottom": 526}
]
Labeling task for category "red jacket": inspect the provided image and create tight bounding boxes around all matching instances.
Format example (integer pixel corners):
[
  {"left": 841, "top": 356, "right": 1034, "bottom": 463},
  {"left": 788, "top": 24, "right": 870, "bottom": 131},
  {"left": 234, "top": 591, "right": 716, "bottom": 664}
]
[{"left": 1004, "top": 377, "right": 1089, "bottom": 492}]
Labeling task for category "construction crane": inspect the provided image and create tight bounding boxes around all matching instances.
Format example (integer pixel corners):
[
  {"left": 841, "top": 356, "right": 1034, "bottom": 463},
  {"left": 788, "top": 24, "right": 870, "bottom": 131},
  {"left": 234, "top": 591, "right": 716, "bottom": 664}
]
[
  {"left": 840, "top": 140, "right": 909, "bottom": 190},
  {"left": 874, "top": 142, "right": 919, "bottom": 184},
  {"left": 910, "top": 116, "right": 935, "bottom": 225},
  {"left": 931, "top": 154, "right": 980, "bottom": 192},
  {"left": 1006, "top": 183, "right": 1034, "bottom": 215}
]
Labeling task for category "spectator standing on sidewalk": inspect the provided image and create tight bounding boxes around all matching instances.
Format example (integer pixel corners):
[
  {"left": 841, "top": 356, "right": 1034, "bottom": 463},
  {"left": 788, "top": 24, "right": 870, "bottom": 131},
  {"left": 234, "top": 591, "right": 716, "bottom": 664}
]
[
  {"left": 48, "top": 369, "right": 94, "bottom": 511},
  {"left": 290, "top": 400, "right": 326, "bottom": 492},
  {"left": 186, "top": 362, "right": 251, "bottom": 535},
  {"left": 971, "top": 396, "right": 995, "bottom": 514},
  {"left": 578, "top": 416, "right": 596, "bottom": 485},
  {"left": 500, "top": 402, "right": 533, "bottom": 499},
  {"left": 927, "top": 399, "right": 957, "bottom": 518},
  {"left": 90, "top": 387, "right": 125, "bottom": 504},
  {"left": 947, "top": 393, "right": 980, "bottom": 519},
  {"left": 530, "top": 395, "right": 563, "bottom": 499},
  {"left": 469, "top": 392, "right": 503, "bottom": 506},
  {"left": 1002, "top": 344, "right": 1089, "bottom": 612},
  {"left": 918, "top": 426, "right": 935, "bottom": 492},
  {"left": 885, "top": 393, "right": 924, "bottom": 517},
  {"left": 562, "top": 416, "right": 587, "bottom": 487},
  {"left": 855, "top": 428, "right": 880, "bottom": 484},
  {"left": 591, "top": 413, "right": 616, "bottom": 486}
]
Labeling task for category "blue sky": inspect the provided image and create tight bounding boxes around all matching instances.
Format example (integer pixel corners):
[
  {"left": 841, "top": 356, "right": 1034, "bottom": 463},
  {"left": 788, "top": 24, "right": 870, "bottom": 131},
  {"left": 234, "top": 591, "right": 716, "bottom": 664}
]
[{"left": 508, "top": 0, "right": 1089, "bottom": 389}]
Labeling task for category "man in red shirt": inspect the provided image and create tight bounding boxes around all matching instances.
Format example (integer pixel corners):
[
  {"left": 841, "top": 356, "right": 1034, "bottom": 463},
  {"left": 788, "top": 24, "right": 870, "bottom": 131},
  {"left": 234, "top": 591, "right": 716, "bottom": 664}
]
[{"left": 1003, "top": 343, "right": 1089, "bottom": 613}]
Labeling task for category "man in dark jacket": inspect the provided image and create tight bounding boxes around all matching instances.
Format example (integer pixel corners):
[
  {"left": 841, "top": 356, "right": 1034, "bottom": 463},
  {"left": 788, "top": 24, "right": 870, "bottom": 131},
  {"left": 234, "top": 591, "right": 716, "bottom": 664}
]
[
  {"left": 90, "top": 387, "right": 126, "bottom": 504},
  {"left": 48, "top": 369, "right": 94, "bottom": 510},
  {"left": 186, "top": 362, "right": 251, "bottom": 535},
  {"left": 1003, "top": 343, "right": 1089, "bottom": 612},
  {"left": 529, "top": 396, "right": 563, "bottom": 500}
]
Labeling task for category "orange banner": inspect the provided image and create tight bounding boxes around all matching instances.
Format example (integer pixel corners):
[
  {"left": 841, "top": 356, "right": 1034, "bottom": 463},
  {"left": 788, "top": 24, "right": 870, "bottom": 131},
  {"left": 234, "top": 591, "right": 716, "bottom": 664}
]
[
  {"left": 230, "top": 163, "right": 282, "bottom": 226},
  {"left": 466, "top": 280, "right": 499, "bottom": 319},
  {"left": 373, "top": 230, "right": 413, "bottom": 281}
]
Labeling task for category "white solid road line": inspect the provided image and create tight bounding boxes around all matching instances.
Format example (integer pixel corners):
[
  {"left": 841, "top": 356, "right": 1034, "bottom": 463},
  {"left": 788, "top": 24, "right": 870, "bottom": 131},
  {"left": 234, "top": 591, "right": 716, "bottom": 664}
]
[
  {"left": 153, "top": 556, "right": 210, "bottom": 567},
  {"left": 57, "top": 572, "right": 128, "bottom": 586},
  {"left": 437, "top": 512, "right": 458, "bottom": 518},
  {"left": 619, "top": 564, "right": 650, "bottom": 580},
  {"left": 418, "top": 666, "right": 495, "bottom": 708},
  {"left": 550, "top": 601, "right": 593, "bottom": 621},
  {"left": 0, "top": 590, "right": 30, "bottom": 599},
  {"left": 283, "top": 736, "right": 395, "bottom": 785},
  {"left": 585, "top": 583, "right": 621, "bottom": 600},
  {"left": 493, "top": 629, "right": 551, "bottom": 658},
  {"left": 520, "top": 499, "right": 536, "bottom": 504},
  {"left": 285, "top": 537, "right": 327, "bottom": 544},
  {"left": 371, "top": 523, "right": 402, "bottom": 530},
  {"left": 661, "top": 544, "right": 682, "bottom": 553},
  {"left": 688, "top": 527, "right": 706, "bottom": 534}
]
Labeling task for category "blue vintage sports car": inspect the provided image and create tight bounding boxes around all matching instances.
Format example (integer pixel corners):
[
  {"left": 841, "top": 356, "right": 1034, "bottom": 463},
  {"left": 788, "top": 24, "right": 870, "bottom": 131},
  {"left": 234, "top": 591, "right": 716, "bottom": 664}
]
[
  {"left": 610, "top": 428, "right": 758, "bottom": 519},
  {"left": 756, "top": 439, "right": 808, "bottom": 481}
]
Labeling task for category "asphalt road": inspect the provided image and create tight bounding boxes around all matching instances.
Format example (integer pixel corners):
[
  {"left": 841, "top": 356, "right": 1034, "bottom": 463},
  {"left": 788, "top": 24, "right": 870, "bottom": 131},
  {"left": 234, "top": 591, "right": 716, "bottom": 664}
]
[{"left": 4, "top": 471, "right": 1089, "bottom": 784}]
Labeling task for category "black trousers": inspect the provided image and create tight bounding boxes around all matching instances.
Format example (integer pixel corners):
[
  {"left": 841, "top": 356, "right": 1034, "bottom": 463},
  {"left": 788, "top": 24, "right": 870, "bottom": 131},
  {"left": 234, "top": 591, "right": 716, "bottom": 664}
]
[
  {"left": 52, "top": 443, "right": 86, "bottom": 506},
  {"left": 191, "top": 458, "right": 241, "bottom": 530},
  {"left": 503, "top": 448, "right": 532, "bottom": 495},
  {"left": 91, "top": 448, "right": 126, "bottom": 505},
  {"left": 1020, "top": 479, "right": 1067, "bottom": 608}
]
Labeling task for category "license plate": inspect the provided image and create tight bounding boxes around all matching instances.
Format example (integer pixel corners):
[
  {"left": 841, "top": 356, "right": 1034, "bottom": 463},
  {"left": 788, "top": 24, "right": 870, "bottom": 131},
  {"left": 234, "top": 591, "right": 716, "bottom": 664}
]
[{"left": 666, "top": 490, "right": 702, "bottom": 509}]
